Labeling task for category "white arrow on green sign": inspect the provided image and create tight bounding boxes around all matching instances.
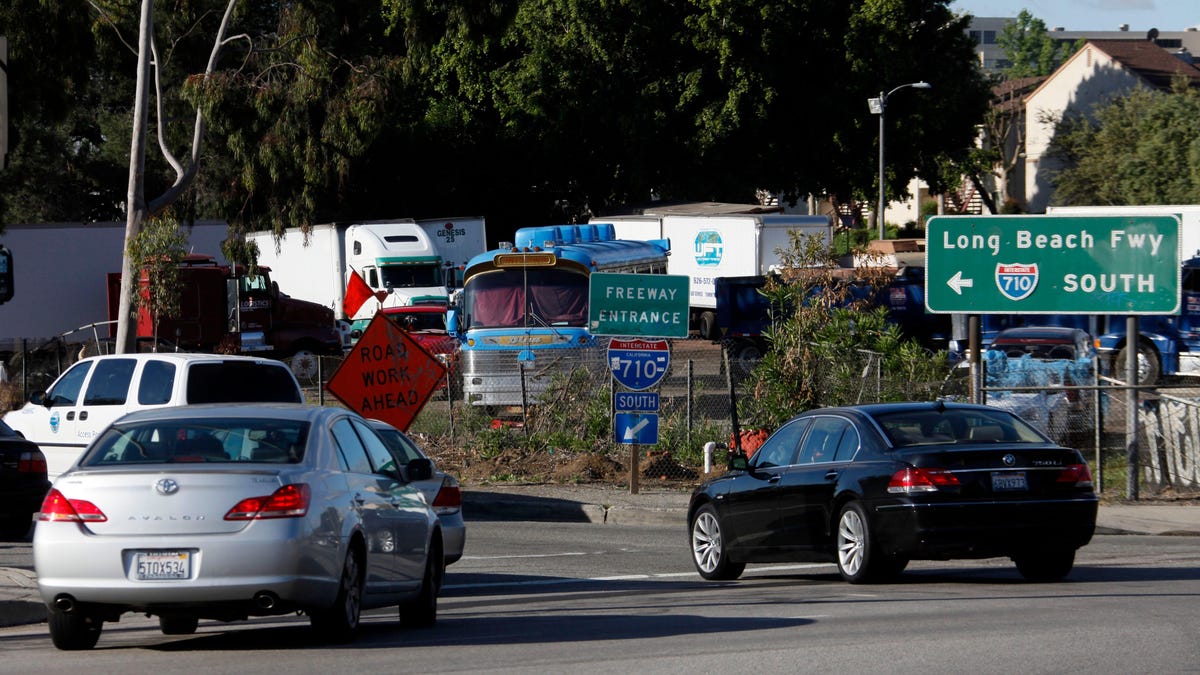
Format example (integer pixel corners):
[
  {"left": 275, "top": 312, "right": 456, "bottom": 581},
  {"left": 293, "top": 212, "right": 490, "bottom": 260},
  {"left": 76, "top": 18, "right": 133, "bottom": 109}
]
[
  {"left": 925, "top": 215, "right": 1180, "bottom": 315},
  {"left": 589, "top": 273, "right": 690, "bottom": 337}
]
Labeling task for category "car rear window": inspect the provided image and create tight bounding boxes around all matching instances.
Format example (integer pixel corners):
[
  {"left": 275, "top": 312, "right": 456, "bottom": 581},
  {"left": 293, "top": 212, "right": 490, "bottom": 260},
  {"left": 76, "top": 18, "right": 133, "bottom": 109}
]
[
  {"left": 875, "top": 408, "right": 1047, "bottom": 447},
  {"left": 81, "top": 418, "right": 309, "bottom": 465},
  {"left": 185, "top": 362, "right": 302, "bottom": 404}
]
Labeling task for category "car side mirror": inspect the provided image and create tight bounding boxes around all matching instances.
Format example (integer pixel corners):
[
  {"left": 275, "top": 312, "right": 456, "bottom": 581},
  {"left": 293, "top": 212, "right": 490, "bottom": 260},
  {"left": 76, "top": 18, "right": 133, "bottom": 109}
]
[
  {"left": 727, "top": 453, "right": 749, "bottom": 472},
  {"left": 30, "top": 391, "right": 48, "bottom": 407},
  {"left": 446, "top": 309, "right": 460, "bottom": 337},
  {"left": 405, "top": 457, "right": 434, "bottom": 482}
]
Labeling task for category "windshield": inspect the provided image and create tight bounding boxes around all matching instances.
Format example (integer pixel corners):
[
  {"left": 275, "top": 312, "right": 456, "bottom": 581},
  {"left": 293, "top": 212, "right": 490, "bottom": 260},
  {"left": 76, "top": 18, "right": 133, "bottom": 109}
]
[
  {"left": 462, "top": 268, "right": 588, "bottom": 329},
  {"left": 81, "top": 417, "right": 310, "bottom": 465},
  {"left": 380, "top": 263, "right": 442, "bottom": 289},
  {"left": 386, "top": 311, "right": 447, "bottom": 332}
]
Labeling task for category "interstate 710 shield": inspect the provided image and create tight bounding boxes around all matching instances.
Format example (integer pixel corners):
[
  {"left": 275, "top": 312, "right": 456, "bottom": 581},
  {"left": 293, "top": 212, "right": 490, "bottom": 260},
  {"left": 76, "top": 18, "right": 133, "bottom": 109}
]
[{"left": 995, "top": 263, "right": 1039, "bottom": 302}]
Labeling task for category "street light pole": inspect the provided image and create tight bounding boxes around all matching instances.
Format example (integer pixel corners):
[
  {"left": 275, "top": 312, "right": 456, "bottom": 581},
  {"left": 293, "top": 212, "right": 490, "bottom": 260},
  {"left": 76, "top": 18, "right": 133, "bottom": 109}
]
[{"left": 870, "top": 81, "right": 931, "bottom": 241}]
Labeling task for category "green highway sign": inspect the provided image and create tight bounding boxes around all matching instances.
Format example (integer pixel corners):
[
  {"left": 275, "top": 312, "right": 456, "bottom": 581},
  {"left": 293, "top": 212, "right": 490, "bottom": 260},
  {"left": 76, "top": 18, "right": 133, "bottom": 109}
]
[
  {"left": 925, "top": 215, "right": 1180, "bottom": 314},
  {"left": 589, "top": 273, "right": 690, "bottom": 337}
]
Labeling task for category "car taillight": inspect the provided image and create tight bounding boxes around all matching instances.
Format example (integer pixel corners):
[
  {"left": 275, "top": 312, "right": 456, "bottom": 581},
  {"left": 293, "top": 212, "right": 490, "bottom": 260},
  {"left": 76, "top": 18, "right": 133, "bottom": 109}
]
[
  {"left": 224, "top": 484, "right": 311, "bottom": 520},
  {"left": 18, "top": 451, "right": 47, "bottom": 474},
  {"left": 38, "top": 488, "right": 108, "bottom": 523},
  {"left": 887, "top": 467, "right": 961, "bottom": 494},
  {"left": 1057, "top": 463, "right": 1094, "bottom": 488},
  {"left": 432, "top": 475, "right": 462, "bottom": 516}
]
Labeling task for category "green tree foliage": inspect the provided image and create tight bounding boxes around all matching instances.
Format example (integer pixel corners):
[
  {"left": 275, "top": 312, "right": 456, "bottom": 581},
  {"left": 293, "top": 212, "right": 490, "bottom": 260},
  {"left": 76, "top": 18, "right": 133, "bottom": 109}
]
[
  {"left": 0, "top": 2, "right": 126, "bottom": 226},
  {"left": 996, "top": 10, "right": 1079, "bottom": 78},
  {"left": 737, "top": 231, "right": 951, "bottom": 429},
  {"left": 1046, "top": 80, "right": 1200, "bottom": 206},
  {"left": 3, "top": 1, "right": 991, "bottom": 239},
  {"left": 126, "top": 215, "right": 189, "bottom": 344}
]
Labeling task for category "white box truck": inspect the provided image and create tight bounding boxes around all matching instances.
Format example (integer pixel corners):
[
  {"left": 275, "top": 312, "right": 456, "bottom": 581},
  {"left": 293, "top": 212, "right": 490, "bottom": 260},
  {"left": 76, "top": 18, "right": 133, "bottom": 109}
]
[
  {"left": 1045, "top": 204, "right": 1200, "bottom": 261},
  {"left": 603, "top": 212, "right": 833, "bottom": 338},
  {"left": 416, "top": 216, "right": 488, "bottom": 287},
  {"left": 247, "top": 220, "right": 450, "bottom": 338}
]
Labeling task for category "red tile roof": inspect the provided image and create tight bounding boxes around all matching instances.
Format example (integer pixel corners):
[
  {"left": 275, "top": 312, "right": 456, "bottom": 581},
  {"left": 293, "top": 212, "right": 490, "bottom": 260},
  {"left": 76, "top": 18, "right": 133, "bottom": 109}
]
[{"left": 1089, "top": 39, "right": 1200, "bottom": 89}]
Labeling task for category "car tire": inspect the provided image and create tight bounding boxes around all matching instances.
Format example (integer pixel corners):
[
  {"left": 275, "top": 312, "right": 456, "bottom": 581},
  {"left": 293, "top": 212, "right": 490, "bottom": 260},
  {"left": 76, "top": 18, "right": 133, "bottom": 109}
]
[
  {"left": 690, "top": 504, "right": 745, "bottom": 581},
  {"left": 399, "top": 538, "right": 443, "bottom": 628},
  {"left": 0, "top": 516, "right": 31, "bottom": 541},
  {"left": 158, "top": 615, "right": 199, "bottom": 635},
  {"left": 1014, "top": 549, "right": 1076, "bottom": 582},
  {"left": 48, "top": 609, "right": 102, "bottom": 651},
  {"left": 835, "top": 502, "right": 899, "bottom": 584},
  {"left": 310, "top": 548, "right": 364, "bottom": 641}
]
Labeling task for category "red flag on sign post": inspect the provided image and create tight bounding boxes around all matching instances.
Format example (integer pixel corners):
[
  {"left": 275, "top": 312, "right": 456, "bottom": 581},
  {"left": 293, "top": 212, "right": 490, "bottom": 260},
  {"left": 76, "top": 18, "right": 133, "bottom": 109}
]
[{"left": 344, "top": 269, "right": 374, "bottom": 318}]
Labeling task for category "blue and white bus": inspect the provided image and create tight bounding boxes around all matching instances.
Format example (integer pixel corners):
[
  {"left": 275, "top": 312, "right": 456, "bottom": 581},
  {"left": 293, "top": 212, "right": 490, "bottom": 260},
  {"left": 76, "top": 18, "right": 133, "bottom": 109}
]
[{"left": 446, "top": 224, "right": 670, "bottom": 409}]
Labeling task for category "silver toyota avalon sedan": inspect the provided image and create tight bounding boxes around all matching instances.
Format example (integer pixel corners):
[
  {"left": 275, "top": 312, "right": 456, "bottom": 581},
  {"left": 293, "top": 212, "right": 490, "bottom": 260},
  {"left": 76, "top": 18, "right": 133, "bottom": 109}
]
[{"left": 34, "top": 403, "right": 444, "bottom": 650}]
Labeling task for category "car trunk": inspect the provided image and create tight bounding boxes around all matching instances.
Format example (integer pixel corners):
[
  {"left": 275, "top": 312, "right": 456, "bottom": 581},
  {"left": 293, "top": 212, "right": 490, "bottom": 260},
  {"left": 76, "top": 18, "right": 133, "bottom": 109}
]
[
  {"left": 55, "top": 468, "right": 286, "bottom": 536},
  {"left": 896, "top": 445, "right": 1091, "bottom": 501}
]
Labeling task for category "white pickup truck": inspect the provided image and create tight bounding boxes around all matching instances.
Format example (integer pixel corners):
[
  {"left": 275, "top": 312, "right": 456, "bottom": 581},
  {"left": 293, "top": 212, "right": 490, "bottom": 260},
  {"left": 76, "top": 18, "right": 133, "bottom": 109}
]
[{"left": 3, "top": 353, "right": 303, "bottom": 480}]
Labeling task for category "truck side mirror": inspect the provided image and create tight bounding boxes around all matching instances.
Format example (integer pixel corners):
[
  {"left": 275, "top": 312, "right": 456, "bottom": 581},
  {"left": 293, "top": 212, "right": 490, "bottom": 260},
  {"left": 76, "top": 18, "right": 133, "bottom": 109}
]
[{"left": 446, "top": 309, "right": 460, "bottom": 337}]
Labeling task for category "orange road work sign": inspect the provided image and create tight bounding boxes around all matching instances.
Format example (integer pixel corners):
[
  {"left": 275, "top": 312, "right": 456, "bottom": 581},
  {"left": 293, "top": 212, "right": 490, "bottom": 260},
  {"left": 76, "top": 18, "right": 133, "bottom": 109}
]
[{"left": 326, "top": 312, "right": 448, "bottom": 431}]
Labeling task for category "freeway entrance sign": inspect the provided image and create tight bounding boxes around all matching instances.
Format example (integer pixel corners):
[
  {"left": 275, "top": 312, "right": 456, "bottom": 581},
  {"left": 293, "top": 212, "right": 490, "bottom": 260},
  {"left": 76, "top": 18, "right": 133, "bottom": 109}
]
[
  {"left": 589, "top": 273, "right": 689, "bottom": 337},
  {"left": 925, "top": 215, "right": 1180, "bottom": 314}
]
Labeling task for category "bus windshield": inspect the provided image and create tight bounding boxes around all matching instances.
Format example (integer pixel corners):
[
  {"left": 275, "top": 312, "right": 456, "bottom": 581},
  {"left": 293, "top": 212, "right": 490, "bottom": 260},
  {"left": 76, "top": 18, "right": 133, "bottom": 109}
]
[{"left": 463, "top": 268, "right": 588, "bottom": 329}]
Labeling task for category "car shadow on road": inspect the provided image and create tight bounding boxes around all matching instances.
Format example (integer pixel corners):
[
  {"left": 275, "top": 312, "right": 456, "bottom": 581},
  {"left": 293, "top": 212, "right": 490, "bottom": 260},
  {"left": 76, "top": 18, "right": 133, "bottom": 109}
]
[
  {"left": 143, "top": 611, "right": 813, "bottom": 652},
  {"left": 461, "top": 492, "right": 599, "bottom": 522}
]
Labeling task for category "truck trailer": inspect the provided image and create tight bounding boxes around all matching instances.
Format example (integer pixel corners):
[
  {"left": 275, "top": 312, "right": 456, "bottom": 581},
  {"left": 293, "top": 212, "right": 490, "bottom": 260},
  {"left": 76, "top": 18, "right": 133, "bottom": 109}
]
[
  {"left": 602, "top": 209, "right": 833, "bottom": 338},
  {"left": 415, "top": 216, "right": 488, "bottom": 287},
  {"left": 247, "top": 220, "right": 455, "bottom": 337}
]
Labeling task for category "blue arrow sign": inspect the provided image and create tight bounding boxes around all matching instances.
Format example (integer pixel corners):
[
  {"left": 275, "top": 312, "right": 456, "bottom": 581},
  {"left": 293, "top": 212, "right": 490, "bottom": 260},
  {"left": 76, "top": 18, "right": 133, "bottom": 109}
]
[{"left": 615, "top": 413, "right": 658, "bottom": 445}]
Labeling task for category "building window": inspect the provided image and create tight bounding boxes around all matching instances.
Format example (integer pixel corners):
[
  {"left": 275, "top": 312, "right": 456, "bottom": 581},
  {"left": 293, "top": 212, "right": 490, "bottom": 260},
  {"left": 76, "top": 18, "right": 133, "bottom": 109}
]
[{"left": 983, "top": 30, "right": 997, "bottom": 44}]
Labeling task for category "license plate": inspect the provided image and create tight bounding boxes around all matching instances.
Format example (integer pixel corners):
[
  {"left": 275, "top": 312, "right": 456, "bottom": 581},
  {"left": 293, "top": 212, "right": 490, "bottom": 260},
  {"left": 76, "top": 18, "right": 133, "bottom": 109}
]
[
  {"left": 134, "top": 551, "right": 191, "bottom": 580},
  {"left": 991, "top": 471, "right": 1028, "bottom": 491}
]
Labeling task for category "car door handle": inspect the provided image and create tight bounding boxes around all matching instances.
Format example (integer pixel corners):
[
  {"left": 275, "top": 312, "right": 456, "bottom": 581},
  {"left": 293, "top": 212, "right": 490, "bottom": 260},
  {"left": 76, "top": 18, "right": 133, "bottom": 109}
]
[
  {"left": 66, "top": 411, "right": 75, "bottom": 421},
  {"left": 767, "top": 474, "right": 781, "bottom": 483},
  {"left": 79, "top": 411, "right": 88, "bottom": 421},
  {"left": 824, "top": 470, "right": 839, "bottom": 481}
]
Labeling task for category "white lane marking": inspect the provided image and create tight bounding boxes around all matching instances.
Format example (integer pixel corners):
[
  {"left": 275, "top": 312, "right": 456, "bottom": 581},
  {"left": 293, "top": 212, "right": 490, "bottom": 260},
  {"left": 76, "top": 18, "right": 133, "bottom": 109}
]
[
  {"left": 444, "top": 562, "right": 836, "bottom": 591},
  {"left": 462, "top": 551, "right": 591, "bottom": 560}
]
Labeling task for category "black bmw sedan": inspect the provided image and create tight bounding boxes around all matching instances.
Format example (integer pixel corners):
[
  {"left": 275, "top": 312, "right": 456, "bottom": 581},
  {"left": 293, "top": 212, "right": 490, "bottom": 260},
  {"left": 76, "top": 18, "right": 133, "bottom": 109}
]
[{"left": 688, "top": 401, "right": 1098, "bottom": 584}]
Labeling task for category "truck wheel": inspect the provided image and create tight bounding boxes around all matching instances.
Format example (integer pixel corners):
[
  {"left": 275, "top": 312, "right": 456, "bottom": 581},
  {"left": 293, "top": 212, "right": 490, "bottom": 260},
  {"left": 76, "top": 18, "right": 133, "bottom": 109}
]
[
  {"left": 1116, "top": 342, "right": 1160, "bottom": 386},
  {"left": 730, "top": 340, "right": 763, "bottom": 376},
  {"left": 699, "top": 311, "right": 718, "bottom": 340},
  {"left": 288, "top": 348, "right": 319, "bottom": 381}
]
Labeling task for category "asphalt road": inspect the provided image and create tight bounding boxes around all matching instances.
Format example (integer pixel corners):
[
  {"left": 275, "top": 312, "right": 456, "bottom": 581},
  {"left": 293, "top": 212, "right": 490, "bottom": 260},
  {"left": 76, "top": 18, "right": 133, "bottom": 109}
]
[{"left": 2, "top": 520, "right": 1199, "bottom": 672}]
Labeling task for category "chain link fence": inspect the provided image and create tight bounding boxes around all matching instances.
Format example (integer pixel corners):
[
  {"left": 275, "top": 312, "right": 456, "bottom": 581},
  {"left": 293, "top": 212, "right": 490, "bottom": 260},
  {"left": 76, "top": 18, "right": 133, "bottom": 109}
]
[{"left": 4, "top": 333, "right": 1200, "bottom": 499}]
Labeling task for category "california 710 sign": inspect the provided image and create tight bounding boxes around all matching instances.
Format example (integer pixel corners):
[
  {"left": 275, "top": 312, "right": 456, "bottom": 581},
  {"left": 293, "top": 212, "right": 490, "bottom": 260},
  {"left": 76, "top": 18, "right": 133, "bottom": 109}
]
[
  {"left": 925, "top": 215, "right": 1180, "bottom": 315},
  {"left": 607, "top": 338, "right": 670, "bottom": 390}
]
